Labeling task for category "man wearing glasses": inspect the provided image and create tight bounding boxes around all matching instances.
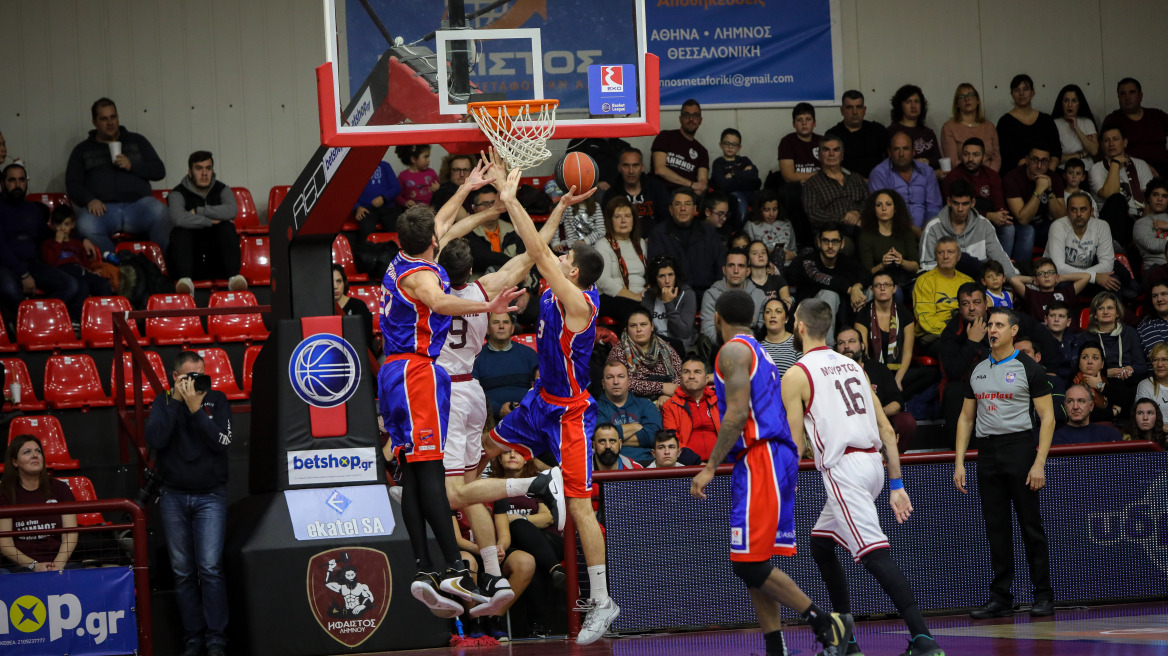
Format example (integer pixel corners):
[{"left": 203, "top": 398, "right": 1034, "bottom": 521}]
[
  {"left": 647, "top": 188, "right": 725, "bottom": 298},
  {"left": 1013, "top": 257, "right": 1089, "bottom": 323},
  {"left": 465, "top": 186, "right": 522, "bottom": 275},
  {"left": 650, "top": 100, "right": 709, "bottom": 196},
  {"left": 1004, "top": 145, "right": 1066, "bottom": 255},
  {"left": 786, "top": 226, "right": 871, "bottom": 345}
]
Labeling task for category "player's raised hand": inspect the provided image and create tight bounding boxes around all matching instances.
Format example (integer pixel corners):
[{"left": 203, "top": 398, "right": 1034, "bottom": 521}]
[
  {"left": 889, "top": 488, "right": 913, "bottom": 523},
  {"left": 498, "top": 168, "right": 522, "bottom": 205},
  {"left": 953, "top": 463, "right": 967, "bottom": 494},
  {"left": 558, "top": 184, "right": 597, "bottom": 208},
  {"left": 483, "top": 148, "right": 509, "bottom": 179},
  {"left": 464, "top": 157, "right": 497, "bottom": 191},
  {"left": 690, "top": 467, "right": 715, "bottom": 500},
  {"left": 487, "top": 285, "right": 527, "bottom": 314}
]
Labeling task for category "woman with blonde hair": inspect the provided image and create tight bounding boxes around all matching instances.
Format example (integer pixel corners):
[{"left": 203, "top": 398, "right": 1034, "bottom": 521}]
[
  {"left": 941, "top": 83, "right": 1001, "bottom": 170},
  {"left": 1135, "top": 341, "right": 1168, "bottom": 421}
]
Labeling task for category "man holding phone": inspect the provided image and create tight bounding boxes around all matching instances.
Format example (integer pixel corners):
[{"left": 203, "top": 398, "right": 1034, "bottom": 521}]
[{"left": 145, "top": 350, "right": 233, "bottom": 656}]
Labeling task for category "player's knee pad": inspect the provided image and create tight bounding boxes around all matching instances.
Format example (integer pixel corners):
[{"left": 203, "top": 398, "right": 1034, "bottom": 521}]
[{"left": 731, "top": 560, "right": 772, "bottom": 589}]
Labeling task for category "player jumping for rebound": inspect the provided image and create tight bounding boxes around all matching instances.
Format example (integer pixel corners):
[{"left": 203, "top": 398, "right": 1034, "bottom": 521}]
[
  {"left": 691, "top": 290, "right": 854, "bottom": 656},
  {"left": 783, "top": 298, "right": 943, "bottom": 656},
  {"left": 379, "top": 160, "right": 525, "bottom": 618}
]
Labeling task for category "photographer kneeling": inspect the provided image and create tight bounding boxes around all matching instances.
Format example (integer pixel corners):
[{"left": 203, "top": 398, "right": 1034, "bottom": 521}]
[{"left": 146, "top": 350, "right": 233, "bottom": 656}]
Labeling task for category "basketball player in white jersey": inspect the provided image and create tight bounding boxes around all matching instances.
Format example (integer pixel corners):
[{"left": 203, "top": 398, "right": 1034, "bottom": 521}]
[{"left": 782, "top": 298, "right": 943, "bottom": 656}]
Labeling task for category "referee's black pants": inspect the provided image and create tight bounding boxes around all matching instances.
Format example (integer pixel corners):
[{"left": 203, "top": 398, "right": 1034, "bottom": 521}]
[{"left": 976, "top": 433, "right": 1052, "bottom": 604}]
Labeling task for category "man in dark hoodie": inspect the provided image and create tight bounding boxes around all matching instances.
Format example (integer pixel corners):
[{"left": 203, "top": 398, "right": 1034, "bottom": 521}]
[
  {"left": 66, "top": 98, "right": 168, "bottom": 255},
  {"left": 167, "top": 151, "right": 245, "bottom": 295},
  {"left": 647, "top": 188, "right": 724, "bottom": 299}
]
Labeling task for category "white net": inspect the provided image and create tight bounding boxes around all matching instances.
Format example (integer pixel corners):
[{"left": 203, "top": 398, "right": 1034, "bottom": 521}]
[{"left": 468, "top": 100, "right": 558, "bottom": 170}]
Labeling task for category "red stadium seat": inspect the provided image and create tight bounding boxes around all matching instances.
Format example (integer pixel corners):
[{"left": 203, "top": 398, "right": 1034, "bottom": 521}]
[
  {"left": 80, "top": 296, "right": 140, "bottom": 347},
  {"left": 366, "top": 232, "right": 399, "bottom": 245},
  {"left": 8, "top": 416, "right": 81, "bottom": 470},
  {"left": 208, "top": 291, "right": 269, "bottom": 342},
  {"left": 195, "top": 347, "right": 247, "bottom": 400},
  {"left": 347, "top": 285, "right": 383, "bottom": 334},
  {"left": 267, "top": 185, "right": 290, "bottom": 221},
  {"left": 58, "top": 476, "right": 105, "bottom": 526},
  {"left": 44, "top": 354, "right": 114, "bottom": 410},
  {"left": 151, "top": 189, "right": 171, "bottom": 205},
  {"left": 333, "top": 235, "right": 368, "bottom": 282},
  {"left": 242, "top": 345, "right": 262, "bottom": 395},
  {"left": 232, "top": 187, "right": 267, "bottom": 235},
  {"left": 1080, "top": 308, "right": 1091, "bottom": 331},
  {"left": 0, "top": 316, "right": 17, "bottom": 352},
  {"left": 145, "top": 294, "right": 214, "bottom": 346},
  {"left": 16, "top": 299, "right": 86, "bottom": 351},
  {"left": 512, "top": 333, "right": 537, "bottom": 350},
  {"left": 1, "top": 358, "right": 47, "bottom": 411},
  {"left": 111, "top": 350, "right": 169, "bottom": 404},
  {"left": 115, "top": 241, "right": 170, "bottom": 276},
  {"left": 240, "top": 236, "right": 271, "bottom": 286},
  {"left": 34, "top": 192, "right": 70, "bottom": 214}
]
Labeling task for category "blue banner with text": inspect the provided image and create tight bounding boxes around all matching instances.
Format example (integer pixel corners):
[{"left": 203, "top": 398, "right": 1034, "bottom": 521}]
[{"left": 0, "top": 567, "right": 138, "bottom": 655}]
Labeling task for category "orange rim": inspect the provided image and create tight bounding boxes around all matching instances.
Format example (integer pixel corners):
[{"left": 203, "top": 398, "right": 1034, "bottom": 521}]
[{"left": 467, "top": 99, "right": 559, "bottom": 118}]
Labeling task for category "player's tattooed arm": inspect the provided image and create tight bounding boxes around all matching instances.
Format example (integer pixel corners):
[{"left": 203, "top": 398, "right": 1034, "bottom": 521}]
[{"left": 691, "top": 341, "right": 752, "bottom": 500}]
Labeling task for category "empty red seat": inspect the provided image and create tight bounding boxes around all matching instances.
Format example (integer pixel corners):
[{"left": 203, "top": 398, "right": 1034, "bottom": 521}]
[
  {"left": 58, "top": 476, "right": 104, "bottom": 526},
  {"left": 366, "top": 232, "right": 398, "bottom": 245},
  {"left": 333, "top": 235, "right": 367, "bottom": 282},
  {"left": 151, "top": 189, "right": 171, "bottom": 205},
  {"left": 8, "top": 416, "right": 81, "bottom": 470},
  {"left": 242, "top": 344, "right": 262, "bottom": 395},
  {"left": 208, "top": 291, "right": 269, "bottom": 342},
  {"left": 0, "top": 316, "right": 17, "bottom": 352},
  {"left": 44, "top": 354, "right": 114, "bottom": 410},
  {"left": 240, "top": 236, "right": 271, "bottom": 286},
  {"left": 512, "top": 334, "right": 537, "bottom": 350},
  {"left": 16, "top": 299, "right": 86, "bottom": 351},
  {"left": 1, "top": 358, "right": 46, "bottom": 411},
  {"left": 232, "top": 187, "right": 268, "bottom": 235},
  {"left": 347, "top": 285, "right": 383, "bottom": 334},
  {"left": 115, "top": 241, "right": 170, "bottom": 276},
  {"left": 111, "top": 350, "right": 169, "bottom": 404},
  {"left": 195, "top": 347, "right": 247, "bottom": 400},
  {"left": 145, "top": 294, "right": 213, "bottom": 346},
  {"left": 34, "top": 192, "right": 71, "bottom": 214},
  {"left": 267, "top": 185, "right": 290, "bottom": 221},
  {"left": 80, "top": 296, "right": 140, "bottom": 347}
]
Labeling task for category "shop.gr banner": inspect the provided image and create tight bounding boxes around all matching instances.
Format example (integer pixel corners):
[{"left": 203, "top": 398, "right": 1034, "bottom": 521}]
[{"left": 0, "top": 567, "right": 138, "bottom": 655}]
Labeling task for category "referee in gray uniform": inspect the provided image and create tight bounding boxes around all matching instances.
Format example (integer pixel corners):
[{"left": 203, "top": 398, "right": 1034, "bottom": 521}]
[{"left": 953, "top": 307, "right": 1056, "bottom": 619}]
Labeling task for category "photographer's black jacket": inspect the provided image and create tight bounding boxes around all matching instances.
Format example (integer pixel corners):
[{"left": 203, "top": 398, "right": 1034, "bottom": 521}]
[{"left": 145, "top": 389, "right": 232, "bottom": 493}]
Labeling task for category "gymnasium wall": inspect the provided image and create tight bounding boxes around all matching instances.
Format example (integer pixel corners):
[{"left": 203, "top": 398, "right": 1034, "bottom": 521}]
[{"left": 2, "top": 0, "right": 1166, "bottom": 216}]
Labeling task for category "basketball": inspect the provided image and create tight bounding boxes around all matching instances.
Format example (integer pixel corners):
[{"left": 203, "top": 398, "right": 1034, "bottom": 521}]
[{"left": 555, "top": 152, "right": 599, "bottom": 194}]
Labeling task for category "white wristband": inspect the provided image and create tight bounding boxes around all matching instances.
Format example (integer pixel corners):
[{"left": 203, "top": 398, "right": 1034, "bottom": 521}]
[{"left": 1089, "top": 272, "right": 1096, "bottom": 284}]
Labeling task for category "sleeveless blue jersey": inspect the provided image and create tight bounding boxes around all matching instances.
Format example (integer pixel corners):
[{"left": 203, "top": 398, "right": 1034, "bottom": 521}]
[
  {"left": 535, "top": 286, "right": 599, "bottom": 398},
  {"left": 714, "top": 334, "right": 798, "bottom": 457},
  {"left": 380, "top": 252, "right": 451, "bottom": 359}
]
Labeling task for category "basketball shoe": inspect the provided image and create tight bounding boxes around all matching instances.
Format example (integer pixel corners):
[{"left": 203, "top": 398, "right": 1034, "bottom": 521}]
[
  {"left": 410, "top": 571, "right": 463, "bottom": 618},
  {"left": 470, "top": 572, "right": 516, "bottom": 617},
  {"left": 575, "top": 597, "right": 620, "bottom": 645},
  {"left": 813, "top": 612, "right": 854, "bottom": 656},
  {"left": 526, "top": 467, "right": 566, "bottom": 531},
  {"left": 439, "top": 565, "right": 489, "bottom": 605},
  {"left": 898, "top": 634, "right": 944, "bottom": 656}
]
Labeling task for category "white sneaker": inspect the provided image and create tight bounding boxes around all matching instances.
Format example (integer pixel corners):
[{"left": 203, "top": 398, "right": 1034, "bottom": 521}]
[
  {"left": 527, "top": 467, "right": 566, "bottom": 532},
  {"left": 388, "top": 486, "right": 402, "bottom": 504},
  {"left": 575, "top": 597, "right": 619, "bottom": 645},
  {"left": 228, "top": 274, "right": 248, "bottom": 291},
  {"left": 410, "top": 571, "right": 463, "bottom": 618},
  {"left": 175, "top": 277, "right": 194, "bottom": 296}
]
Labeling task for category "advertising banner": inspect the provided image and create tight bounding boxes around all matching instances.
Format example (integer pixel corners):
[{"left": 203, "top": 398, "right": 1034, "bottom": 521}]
[
  {"left": 0, "top": 567, "right": 137, "bottom": 656},
  {"left": 284, "top": 484, "right": 396, "bottom": 541}
]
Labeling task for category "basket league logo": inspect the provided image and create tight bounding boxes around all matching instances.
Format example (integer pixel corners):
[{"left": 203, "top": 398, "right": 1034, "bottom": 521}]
[{"left": 306, "top": 547, "right": 392, "bottom": 647}]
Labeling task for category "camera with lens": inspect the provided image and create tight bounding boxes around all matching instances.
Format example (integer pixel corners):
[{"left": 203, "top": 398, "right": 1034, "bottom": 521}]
[
  {"left": 136, "top": 466, "right": 162, "bottom": 507},
  {"left": 186, "top": 372, "right": 213, "bottom": 393}
]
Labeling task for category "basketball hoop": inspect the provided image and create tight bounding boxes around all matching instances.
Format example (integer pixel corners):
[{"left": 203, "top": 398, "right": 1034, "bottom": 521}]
[{"left": 467, "top": 99, "right": 558, "bottom": 170}]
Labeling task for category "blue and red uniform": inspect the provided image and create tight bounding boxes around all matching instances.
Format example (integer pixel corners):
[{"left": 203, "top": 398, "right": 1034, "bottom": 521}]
[
  {"left": 490, "top": 286, "right": 600, "bottom": 498},
  {"left": 378, "top": 252, "right": 453, "bottom": 463},
  {"left": 714, "top": 334, "right": 800, "bottom": 562}
]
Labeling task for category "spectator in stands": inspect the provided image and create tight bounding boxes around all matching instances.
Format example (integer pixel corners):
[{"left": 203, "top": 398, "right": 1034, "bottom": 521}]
[
  {"left": 997, "top": 74, "right": 1061, "bottom": 176},
  {"left": 710, "top": 128, "right": 760, "bottom": 227},
  {"left": 1052, "top": 85, "right": 1099, "bottom": 170},
  {"left": 66, "top": 98, "right": 169, "bottom": 255},
  {"left": 1010, "top": 257, "right": 1089, "bottom": 323},
  {"left": 760, "top": 298, "right": 799, "bottom": 376},
  {"left": 603, "top": 147, "right": 670, "bottom": 231},
  {"left": 556, "top": 182, "right": 605, "bottom": 250},
  {"left": 921, "top": 178, "right": 1017, "bottom": 278},
  {"left": 1062, "top": 158, "right": 1098, "bottom": 217},
  {"left": 640, "top": 254, "right": 697, "bottom": 353},
  {"left": 1044, "top": 301, "right": 1077, "bottom": 380},
  {"left": 868, "top": 131, "right": 942, "bottom": 230},
  {"left": 394, "top": 145, "right": 438, "bottom": 209},
  {"left": 942, "top": 83, "right": 1001, "bottom": 172},
  {"left": 836, "top": 328, "right": 916, "bottom": 451},
  {"left": 661, "top": 357, "right": 720, "bottom": 461},
  {"left": 1071, "top": 342, "right": 1126, "bottom": 423},
  {"left": 435, "top": 153, "right": 475, "bottom": 215},
  {"left": 647, "top": 188, "right": 724, "bottom": 298},
  {"left": 1105, "top": 78, "right": 1168, "bottom": 175},
  {"left": 595, "top": 197, "right": 647, "bottom": 325},
  {"left": 944, "top": 138, "right": 1014, "bottom": 251},
  {"left": 594, "top": 360, "right": 663, "bottom": 464},
  {"left": 146, "top": 350, "right": 232, "bottom": 656},
  {"left": 1133, "top": 178, "right": 1168, "bottom": 272},
  {"left": 787, "top": 226, "right": 871, "bottom": 344},
  {"left": 888, "top": 84, "right": 942, "bottom": 175},
  {"left": 747, "top": 240, "right": 791, "bottom": 305},
  {"left": 1090, "top": 123, "right": 1155, "bottom": 245},
  {"left": 826, "top": 89, "right": 888, "bottom": 178},
  {"left": 354, "top": 159, "right": 401, "bottom": 237},
  {"left": 566, "top": 138, "right": 632, "bottom": 192},
  {"left": 0, "top": 163, "right": 89, "bottom": 324},
  {"left": 609, "top": 309, "right": 682, "bottom": 405},
  {"left": 913, "top": 237, "right": 972, "bottom": 345},
  {"left": 1054, "top": 384, "right": 1123, "bottom": 444},
  {"left": 167, "top": 151, "right": 246, "bottom": 295},
  {"left": 857, "top": 189, "right": 918, "bottom": 292},
  {"left": 466, "top": 186, "right": 525, "bottom": 274},
  {"left": 701, "top": 248, "right": 765, "bottom": 343},
  {"left": 1016, "top": 337, "right": 1068, "bottom": 424},
  {"left": 473, "top": 313, "right": 538, "bottom": 421},
  {"left": 1138, "top": 283, "right": 1168, "bottom": 356},
  {"left": 855, "top": 272, "right": 928, "bottom": 396},
  {"left": 1135, "top": 343, "right": 1168, "bottom": 422},
  {"left": 937, "top": 283, "right": 992, "bottom": 444},
  {"left": 702, "top": 192, "right": 734, "bottom": 242},
  {"left": 592, "top": 423, "right": 643, "bottom": 471},
  {"left": 1127, "top": 398, "right": 1168, "bottom": 447},
  {"left": 1003, "top": 145, "right": 1065, "bottom": 261},
  {"left": 981, "top": 260, "right": 1017, "bottom": 309},
  {"left": 802, "top": 133, "right": 867, "bottom": 236},
  {"left": 1047, "top": 192, "right": 1134, "bottom": 298},
  {"left": 1145, "top": 241, "right": 1168, "bottom": 296},
  {"left": 646, "top": 430, "right": 684, "bottom": 468},
  {"left": 0, "top": 435, "right": 79, "bottom": 573},
  {"left": 651, "top": 100, "right": 708, "bottom": 195},
  {"left": 778, "top": 102, "right": 822, "bottom": 185},
  {"left": 41, "top": 204, "right": 115, "bottom": 301},
  {"left": 744, "top": 189, "right": 797, "bottom": 259},
  {"left": 332, "top": 264, "right": 374, "bottom": 355},
  {"left": 1080, "top": 291, "right": 1146, "bottom": 411}
]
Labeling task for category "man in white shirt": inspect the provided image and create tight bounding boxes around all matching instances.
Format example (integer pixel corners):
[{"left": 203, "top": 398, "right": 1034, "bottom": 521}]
[
  {"left": 1045, "top": 192, "right": 1136, "bottom": 298},
  {"left": 1089, "top": 123, "right": 1155, "bottom": 245}
]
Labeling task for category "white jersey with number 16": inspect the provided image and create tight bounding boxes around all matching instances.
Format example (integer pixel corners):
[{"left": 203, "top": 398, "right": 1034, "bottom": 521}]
[
  {"left": 793, "top": 346, "right": 882, "bottom": 471},
  {"left": 436, "top": 281, "right": 489, "bottom": 377}
]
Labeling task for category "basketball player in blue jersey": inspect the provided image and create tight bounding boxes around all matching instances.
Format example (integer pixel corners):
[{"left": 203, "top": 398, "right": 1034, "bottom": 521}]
[
  {"left": 691, "top": 290, "right": 854, "bottom": 656},
  {"left": 783, "top": 298, "right": 942, "bottom": 656},
  {"left": 379, "top": 163, "right": 526, "bottom": 617}
]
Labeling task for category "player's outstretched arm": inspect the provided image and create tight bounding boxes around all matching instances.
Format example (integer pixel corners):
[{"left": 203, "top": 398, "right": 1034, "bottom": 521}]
[
  {"left": 953, "top": 397, "right": 977, "bottom": 494},
  {"left": 691, "top": 341, "right": 752, "bottom": 500},
  {"left": 400, "top": 268, "right": 523, "bottom": 318},
  {"left": 780, "top": 365, "right": 811, "bottom": 459},
  {"left": 435, "top": 159, "right": 496, "bottom": 239},
  {"left": 478, "top": 170, "right": 570, "bottom": 300},
  {"left": 438, "top": 203, "right": 505, "bottom": 249}
]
